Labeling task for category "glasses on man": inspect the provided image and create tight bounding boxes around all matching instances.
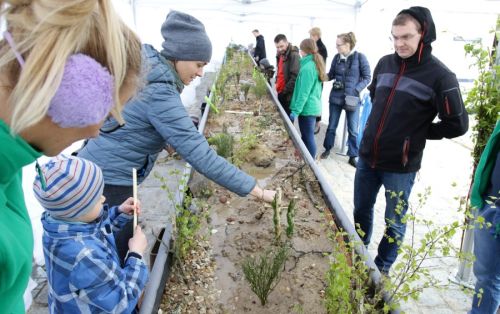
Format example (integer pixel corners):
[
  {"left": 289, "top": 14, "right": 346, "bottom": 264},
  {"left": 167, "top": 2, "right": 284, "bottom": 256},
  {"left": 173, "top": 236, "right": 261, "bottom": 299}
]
[
  {"left": 391, "top": 33, "right": 420, "bottom": 42},
  {"left": 336, "top": 43, "right": 346, "bottom": 48}
]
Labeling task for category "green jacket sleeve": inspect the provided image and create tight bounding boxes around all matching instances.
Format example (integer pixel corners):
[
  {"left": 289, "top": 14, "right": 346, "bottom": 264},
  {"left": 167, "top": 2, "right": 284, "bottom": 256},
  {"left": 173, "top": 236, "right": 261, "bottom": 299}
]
[{"left": 470, "top": 121, "right": 500, "bottom": 209}]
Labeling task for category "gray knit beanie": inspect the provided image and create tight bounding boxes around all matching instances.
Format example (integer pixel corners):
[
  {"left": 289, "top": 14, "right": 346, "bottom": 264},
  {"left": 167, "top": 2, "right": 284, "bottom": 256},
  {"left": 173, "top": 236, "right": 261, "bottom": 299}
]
[{"left": 161, "top": 10, "right": 212, "bottom": 62}]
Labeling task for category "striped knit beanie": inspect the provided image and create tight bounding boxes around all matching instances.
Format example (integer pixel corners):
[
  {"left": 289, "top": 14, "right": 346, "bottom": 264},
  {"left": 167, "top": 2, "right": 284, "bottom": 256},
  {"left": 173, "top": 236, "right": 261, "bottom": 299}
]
[{"left": 33, "top": 155, "right": 104, "bottom": 220}]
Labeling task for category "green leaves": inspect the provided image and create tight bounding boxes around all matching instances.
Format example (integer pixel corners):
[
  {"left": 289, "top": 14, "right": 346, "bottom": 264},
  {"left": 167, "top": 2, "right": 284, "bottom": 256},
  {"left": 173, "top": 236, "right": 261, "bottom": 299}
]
[
  {"left": 464, "top": 24, "right": 500, "bottom": 167},
  {"left": 324, "top": 184, "right": 485, "bottom": 313},
  {"left": 205, "top": 95, "right": 219, "bottom": 114},
  {"left": 251, "top": 68, "right": 268, "bottom": 100},
  {"left": 242, "top": 245, "right": 290, "bottom": 305},
  {"left": 325, "top": 230, "right": 378, "bottom": 313},
  {"left": 208, "top": 131, "right": 233, "bottom": 159},
  {"left": 158, "top": 168, "right": 206, "bottom": 263}
]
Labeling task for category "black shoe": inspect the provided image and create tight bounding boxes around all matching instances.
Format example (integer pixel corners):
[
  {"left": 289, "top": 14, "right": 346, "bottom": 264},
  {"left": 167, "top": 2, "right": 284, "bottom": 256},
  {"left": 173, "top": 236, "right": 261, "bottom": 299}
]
[
  {"left": 320, "top": 150, "right": 330, "bottom": 159},
  {"left": 376, "top": 264, "right": 390, "bottom": 278},
  {"left": 348, "top": 157, "right": 357, "bottom": 168},
  {"left": 380, "top": 270, "right": 390, "bottom": 279},
  {"left": 314, "top": 123, "right": 321, "bottom": 134}
]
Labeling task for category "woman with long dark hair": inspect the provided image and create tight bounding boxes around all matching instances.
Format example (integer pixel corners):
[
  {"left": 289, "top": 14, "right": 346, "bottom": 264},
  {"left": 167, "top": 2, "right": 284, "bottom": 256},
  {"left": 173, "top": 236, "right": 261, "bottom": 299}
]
[{"left": 289, "top": 38, "right": 327, "bottom": 158}]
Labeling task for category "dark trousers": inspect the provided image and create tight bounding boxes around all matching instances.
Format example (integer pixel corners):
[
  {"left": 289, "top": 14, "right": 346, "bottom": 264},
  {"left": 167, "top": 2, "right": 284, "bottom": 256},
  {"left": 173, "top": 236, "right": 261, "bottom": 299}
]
[
  {"left": 278, "top": 92, "right": 291, "bottom": 116},
  {"left": 103, "top": 184, "right": 134, "bottom": 265},
  {"left": 298, "top": 116, "right": 317, "bottom": 158},
  {"left": 353, "top": 158, "right": 416, "bottom": 273},
  {"left": 323, "top": 102, "right": 360, "bottom": 157},
  {"left": 470, "top": 202, "right": 500, "bottom": 313}
]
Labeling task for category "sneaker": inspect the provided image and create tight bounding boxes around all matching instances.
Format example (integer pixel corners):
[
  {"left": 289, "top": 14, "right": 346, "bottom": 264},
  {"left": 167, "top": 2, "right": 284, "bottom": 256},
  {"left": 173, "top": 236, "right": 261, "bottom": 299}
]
[
  {"left": 320, "top": 150, "right": 331, "bottom": 159},
  {"left": 314, "top": 123, "right": 321, "bottom": 134},
  {"left": 380, "top": 270, "right": 390, "bottom": 279},
  {"left": 348, "top": 157, "right": 357, "bottom": 168}
]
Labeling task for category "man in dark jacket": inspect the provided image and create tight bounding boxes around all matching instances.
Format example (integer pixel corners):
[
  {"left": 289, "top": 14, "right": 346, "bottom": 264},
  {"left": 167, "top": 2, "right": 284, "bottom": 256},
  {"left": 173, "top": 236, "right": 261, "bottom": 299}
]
[
  {"left": 309, "top": 27, "right": 328, "bottom": 64},
  {"left": 309, "top": 27, "right": 328, "bottom": 134},
  {"left": 353, "top": 6, "right": 469, "bottom": 274},
  {"left": 274, "top": 34, "right": 300, "bottom": 116},
  {"left": 252, "top": 29, "right": 266, "bottom": 65}
]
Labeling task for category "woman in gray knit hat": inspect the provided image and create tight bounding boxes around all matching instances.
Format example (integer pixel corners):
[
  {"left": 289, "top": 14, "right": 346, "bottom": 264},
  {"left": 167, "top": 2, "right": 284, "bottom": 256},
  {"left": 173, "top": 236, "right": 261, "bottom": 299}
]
[{"left": 78, "top": 10, "right": 277, "bottom": 262}]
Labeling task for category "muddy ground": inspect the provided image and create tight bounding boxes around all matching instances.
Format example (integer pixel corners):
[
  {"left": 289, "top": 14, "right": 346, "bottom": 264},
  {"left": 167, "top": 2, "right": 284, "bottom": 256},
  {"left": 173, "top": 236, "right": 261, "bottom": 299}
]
[{"left": 159, "top": 57, "right": 340, "bottom": 314}]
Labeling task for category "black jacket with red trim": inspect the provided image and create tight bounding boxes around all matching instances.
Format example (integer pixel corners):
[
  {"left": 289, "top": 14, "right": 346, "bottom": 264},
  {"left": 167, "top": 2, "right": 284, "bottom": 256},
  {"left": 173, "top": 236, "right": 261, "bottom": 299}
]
[{"left": 359, "top": 6, "right": 469, "bottom": 173}]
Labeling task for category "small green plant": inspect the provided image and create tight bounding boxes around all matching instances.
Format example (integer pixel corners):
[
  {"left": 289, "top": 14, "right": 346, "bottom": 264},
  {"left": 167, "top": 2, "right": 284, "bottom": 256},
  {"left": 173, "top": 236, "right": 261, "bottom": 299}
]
[
  {"left": 208, "top": 131, "right": 233, "bottom": 159},
  {"left": 379, "top": 188, "right": 476, "bottom": 310},
  {"left": 213, "top": 63, "right": 233, "bottom": 103},
  {"left": 241, "top": 53, "right": 253, "bottom": 75},
  {"left": 251, "top": 67, "right": 268, "bottom": 101},
  {"left": 464, "top": 28, "right": 499, "bottom": 169},
  {"left": 155, "top": 169, "right": 206, "bottom": 263},
  {"left": 225, "top": 45, "right": 235, "bottom": 62},
  {"left": 324, "top": 186, "right": 480, "bottom": 313},
  {"left": 173, "top": 192, "right": 201, "bottom": 261},
  {"left": 240, "top": 82, "right": 252, "bottom": 102},
  {"left": 234, "top": 68, "right": 241, "bottom": 86},
  {"left": 242, "top": 245, "right": 289, "bottom": 306},
  {"left": 271, "top": 190, "right": 282, "bottom": 241},
  {"left": 205, "top": 94, "right": 219, "bottom": 114},
  {"left": 325, "top": 229, "right": 380, "bottom": 314},
  {"left": 286, "top": 199, "right": 296, "bottom": 238},
  {"left": 232, "top": 121, "right": 258, "bottom": 167}
]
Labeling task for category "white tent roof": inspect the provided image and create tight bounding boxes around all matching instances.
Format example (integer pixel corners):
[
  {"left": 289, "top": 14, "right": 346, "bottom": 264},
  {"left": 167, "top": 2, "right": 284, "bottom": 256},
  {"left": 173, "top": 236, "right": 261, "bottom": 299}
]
[{"left": 114, "top": 0, "right": 499, "bottom": 79}]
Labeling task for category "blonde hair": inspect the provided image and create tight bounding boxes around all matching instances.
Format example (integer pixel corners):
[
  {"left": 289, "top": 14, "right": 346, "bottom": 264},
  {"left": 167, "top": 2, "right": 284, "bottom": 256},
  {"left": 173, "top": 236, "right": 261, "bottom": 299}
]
[
  {"left": 337, "top": 32, "right": 357, "bottom": 50},
  {"left": 308, "top": 27, "right": 321, "bottom": 38},
  {"left": 0, "top": 0, "right": 142, "bottom": 133},
  {"left": 299, "top": 38, "right": 327, "bottom": 82}
]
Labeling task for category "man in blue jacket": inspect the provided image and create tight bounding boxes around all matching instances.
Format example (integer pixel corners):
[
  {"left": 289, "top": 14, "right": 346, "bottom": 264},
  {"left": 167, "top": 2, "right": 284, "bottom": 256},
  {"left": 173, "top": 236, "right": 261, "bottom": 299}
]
[
  {"left": 353, "top": 6, "right": 469, "bottom": 274},
  {"left": 78, "top": 11, "right": 275, "bottom": 262}
]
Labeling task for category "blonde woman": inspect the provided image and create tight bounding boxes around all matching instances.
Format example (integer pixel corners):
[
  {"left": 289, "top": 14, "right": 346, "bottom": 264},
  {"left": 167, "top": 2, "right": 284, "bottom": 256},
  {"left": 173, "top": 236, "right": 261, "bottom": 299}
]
[
  {"left": 309, "top": 27, "right": 328, "bottom": 134},
  {"left": 78, "top": 11, "right": 277, "bottom": 263},
  {"left": 0, "top": 1, "right": 142, "bottom": 312},
  {"left": 289, "top": 38, "right": 327, "bottom": 158},
  {"left": 321, "top": 32, "right": 371, "bottom": 167}
]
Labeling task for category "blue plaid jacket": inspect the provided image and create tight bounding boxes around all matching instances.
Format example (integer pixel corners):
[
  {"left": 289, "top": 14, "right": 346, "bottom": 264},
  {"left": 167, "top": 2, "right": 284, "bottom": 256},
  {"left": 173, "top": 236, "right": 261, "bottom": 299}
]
[{"left": 41, "top": 205, "right": 148, "bottom": 313}]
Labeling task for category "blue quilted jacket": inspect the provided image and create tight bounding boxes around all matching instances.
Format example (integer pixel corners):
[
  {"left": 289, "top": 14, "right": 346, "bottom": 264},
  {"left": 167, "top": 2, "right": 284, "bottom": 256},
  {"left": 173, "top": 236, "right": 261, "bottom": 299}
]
[
  {"left": 327, "top": 51, "right": 371, "bottom": 105},
  {"left": 78, "top": 44, "right": 256, "bottom": 196}
]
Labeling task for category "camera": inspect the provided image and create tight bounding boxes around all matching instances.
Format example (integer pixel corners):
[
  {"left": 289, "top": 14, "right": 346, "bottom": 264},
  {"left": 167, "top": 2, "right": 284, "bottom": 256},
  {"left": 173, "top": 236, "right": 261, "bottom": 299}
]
[{"left": 332, "top": 81, "right": 345, "bottom": 91}]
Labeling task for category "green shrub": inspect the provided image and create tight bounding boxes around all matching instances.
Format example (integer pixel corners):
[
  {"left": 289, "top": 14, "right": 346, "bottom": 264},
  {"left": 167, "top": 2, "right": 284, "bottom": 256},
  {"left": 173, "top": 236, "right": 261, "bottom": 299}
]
[
  {"left": 242, "top": 245, "right": 289, "bottom": 305},
  {"left": 208, "top": 132, "right": 233, "bottom": 159}
]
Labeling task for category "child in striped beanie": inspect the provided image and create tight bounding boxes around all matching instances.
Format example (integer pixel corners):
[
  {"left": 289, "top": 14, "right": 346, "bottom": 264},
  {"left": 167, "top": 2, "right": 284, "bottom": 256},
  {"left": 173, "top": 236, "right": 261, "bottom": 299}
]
[{"left": 33, "top": 155, "right": 149, "bottom": 313}]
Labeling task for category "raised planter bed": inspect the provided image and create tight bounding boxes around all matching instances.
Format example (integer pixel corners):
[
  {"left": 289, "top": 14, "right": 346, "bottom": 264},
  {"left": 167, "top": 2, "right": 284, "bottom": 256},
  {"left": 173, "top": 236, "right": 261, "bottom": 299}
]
[{"left": 141, "top": 46, "right": 388, "bottom": 314}]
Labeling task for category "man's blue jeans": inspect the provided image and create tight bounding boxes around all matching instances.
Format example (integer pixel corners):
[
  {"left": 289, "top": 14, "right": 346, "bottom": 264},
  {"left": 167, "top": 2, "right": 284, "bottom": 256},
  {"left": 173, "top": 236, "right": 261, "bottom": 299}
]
[
  {"left": 353, "top": 158, "right": 416, "bottom": 273},
  {"left": 323, "top": 102, "right": 360, "bottom": 157},
  {"left": 469, "top": 203, "right": 500, "bottom": 314},
  {"left": 298, "top": 115, "right": 317, "bottom": 158}
]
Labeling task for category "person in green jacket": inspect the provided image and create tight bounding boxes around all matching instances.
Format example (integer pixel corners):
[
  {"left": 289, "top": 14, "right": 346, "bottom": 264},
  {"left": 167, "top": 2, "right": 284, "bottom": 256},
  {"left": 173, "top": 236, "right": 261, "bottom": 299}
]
[
  {"left": 289, "top": 38, "right": 328, "bottom": 158},
  {"left": 469, "top": 120, "right": 500, "bottom": 314},
  {"left": 0, "top": 1, "right": 142, "bottom": 312}
]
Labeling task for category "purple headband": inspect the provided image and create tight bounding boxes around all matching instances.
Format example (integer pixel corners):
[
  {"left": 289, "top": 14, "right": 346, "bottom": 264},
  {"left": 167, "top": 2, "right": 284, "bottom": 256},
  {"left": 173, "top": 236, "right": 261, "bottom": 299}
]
[{"left": 3, "top": 31, "right": 114, "bottom": 128}]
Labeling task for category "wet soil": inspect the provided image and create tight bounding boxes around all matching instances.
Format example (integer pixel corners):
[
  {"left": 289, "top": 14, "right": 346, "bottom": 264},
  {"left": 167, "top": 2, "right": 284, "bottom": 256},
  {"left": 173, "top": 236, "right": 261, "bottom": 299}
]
[{"left": 159, "top": 58, "right": 340, "bottom": 314}]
